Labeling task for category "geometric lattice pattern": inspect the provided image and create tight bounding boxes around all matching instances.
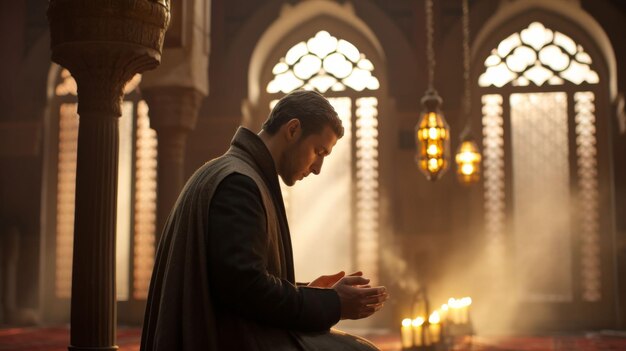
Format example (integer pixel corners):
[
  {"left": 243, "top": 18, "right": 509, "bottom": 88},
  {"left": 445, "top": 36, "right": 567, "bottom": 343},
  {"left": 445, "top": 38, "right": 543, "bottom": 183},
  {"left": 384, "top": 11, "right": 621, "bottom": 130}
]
[
  {"left": 133, "top": 100, "right": 157, "bottom": 299},
  {"left": 574, "top": 91, "right": 601, "bottom": 302},
  {"left": 117, "top": 102, "right": 134, "bottom": 301},
  {"left": 267, "top": 30, "right": 380, "bottom": 93},
  {"left": 355, "top": 97, "right": 380, "bottom": 283},
  {"left": 479, "top": 22, "right": 599, "bottom": 87},
  {"left": 510, "top": 92, "right": 573, "bottom": 302},
  {"left": 55, "top": 103, "right": 78, "bottom": 298},
  {"left": 481, "top": 94, "right": 506, "bottom": 269}
]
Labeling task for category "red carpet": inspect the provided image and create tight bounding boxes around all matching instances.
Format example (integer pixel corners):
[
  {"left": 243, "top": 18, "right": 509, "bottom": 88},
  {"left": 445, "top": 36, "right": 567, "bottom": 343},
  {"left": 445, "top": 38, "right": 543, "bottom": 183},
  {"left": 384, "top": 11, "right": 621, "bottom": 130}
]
[
  {"left": 0, "top": 327, "right": 140, "bottom": 351},
  {"left": 1, "top": 327, "right": 626, "bottom": 350}
]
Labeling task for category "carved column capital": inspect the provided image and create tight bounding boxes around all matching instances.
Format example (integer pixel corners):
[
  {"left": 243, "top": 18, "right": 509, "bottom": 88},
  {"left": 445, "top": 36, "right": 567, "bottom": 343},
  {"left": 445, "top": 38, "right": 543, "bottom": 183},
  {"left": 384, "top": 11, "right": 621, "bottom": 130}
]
[
  {"left": 48, "top": 0, "right": 171, "bottom": 116},
  {"left": 47, "top": 0, "right": 170, "bottom": 55},
  {"left": 142, "top": 86, "right": 204, "bottom": 132}
]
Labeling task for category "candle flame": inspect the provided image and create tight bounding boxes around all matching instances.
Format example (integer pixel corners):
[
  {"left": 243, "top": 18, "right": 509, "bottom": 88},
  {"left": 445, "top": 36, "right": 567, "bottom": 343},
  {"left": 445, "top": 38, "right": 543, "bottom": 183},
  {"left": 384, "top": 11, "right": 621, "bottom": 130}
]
[
  {"left": 412, "top": 317, "right": 425, "bottom": 327},
  {"left": 429, "top": 311, "right": 441, "bottom": 324},
  {"left": 402, "top": 318, "right": 412, "bottom": 327}
]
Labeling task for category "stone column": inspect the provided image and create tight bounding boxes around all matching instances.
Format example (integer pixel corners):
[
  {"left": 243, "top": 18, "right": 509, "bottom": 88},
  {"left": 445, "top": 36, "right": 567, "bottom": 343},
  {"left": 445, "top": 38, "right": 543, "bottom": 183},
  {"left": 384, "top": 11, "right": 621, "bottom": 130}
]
[
  {"left": 47, "top": 1, "right": 169, "bottom": 350},
  {"left": 142, "top": 87, "right": 203, "bottom": 238}
]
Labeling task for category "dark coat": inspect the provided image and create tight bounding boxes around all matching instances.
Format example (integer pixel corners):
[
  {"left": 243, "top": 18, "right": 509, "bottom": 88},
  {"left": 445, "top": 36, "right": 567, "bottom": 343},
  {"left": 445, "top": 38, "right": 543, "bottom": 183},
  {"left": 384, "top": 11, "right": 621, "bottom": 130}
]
[{"left": 140, "top": 127, "right": 341, "bottom": 351}]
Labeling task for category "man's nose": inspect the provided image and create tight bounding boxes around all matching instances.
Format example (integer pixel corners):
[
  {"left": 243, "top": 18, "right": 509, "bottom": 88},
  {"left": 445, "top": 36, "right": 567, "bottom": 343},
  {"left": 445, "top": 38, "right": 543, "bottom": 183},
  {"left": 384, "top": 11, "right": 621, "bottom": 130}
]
[{"left": 311, "top": 157, "right": 323, "bottom": 175}]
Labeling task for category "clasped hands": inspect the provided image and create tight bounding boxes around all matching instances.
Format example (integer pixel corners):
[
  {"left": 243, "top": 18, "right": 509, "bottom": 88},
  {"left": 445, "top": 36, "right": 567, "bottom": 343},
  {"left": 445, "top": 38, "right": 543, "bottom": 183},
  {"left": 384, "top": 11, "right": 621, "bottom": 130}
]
[{"left": 308, "top": 271, "right": 388, "bottom": 320}]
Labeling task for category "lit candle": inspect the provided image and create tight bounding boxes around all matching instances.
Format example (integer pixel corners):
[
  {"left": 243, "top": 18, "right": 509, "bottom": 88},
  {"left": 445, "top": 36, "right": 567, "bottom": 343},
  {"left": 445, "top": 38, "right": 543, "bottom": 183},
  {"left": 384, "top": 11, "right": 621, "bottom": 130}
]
[
  {"left": 412, "top": 317, "right": 425, "bottom": 346},
  {"left": 439, "top": 304, "right": 449, "bottom": 323},
  {"left": 448, "top": 298, "right": 459, "bottom": 324},
  {"left": 401, "top": 318, "right": 413, "bottom": 348},
  {"left": 460, "top": 297, "right": 472, "bottom": 324},
  {"left": 429, "top": 311, "right": 441, "bottom": 344}
]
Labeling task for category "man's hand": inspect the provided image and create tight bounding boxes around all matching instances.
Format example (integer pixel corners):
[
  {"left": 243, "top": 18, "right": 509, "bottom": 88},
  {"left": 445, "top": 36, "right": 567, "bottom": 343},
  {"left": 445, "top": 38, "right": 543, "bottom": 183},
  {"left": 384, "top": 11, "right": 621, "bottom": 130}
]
[
  {"left": 308, "top": 271, "right": 363, "bottom": 288},
  {"left": 332, "top": 275, "right": 388, "bottom": 320}
]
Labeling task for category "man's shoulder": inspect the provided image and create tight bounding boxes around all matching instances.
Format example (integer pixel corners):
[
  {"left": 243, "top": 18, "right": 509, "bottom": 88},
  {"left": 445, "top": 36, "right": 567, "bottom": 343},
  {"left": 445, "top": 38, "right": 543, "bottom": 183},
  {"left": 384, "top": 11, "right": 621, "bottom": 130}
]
[
  {"left": 189, "top": 155, "right": 262, "bottom": 192},
  {"left": 202, "top": 154, "right": 257, "bottom": 175}
]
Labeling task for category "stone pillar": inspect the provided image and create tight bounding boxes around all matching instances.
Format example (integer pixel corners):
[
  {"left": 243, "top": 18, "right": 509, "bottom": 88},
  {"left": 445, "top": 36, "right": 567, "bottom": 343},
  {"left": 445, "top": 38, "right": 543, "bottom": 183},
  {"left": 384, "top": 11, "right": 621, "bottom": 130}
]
[
  {"left": 139, "top": 0, "right": 210, "bottom": 239},
  {"left": 47, "top": 1, "right": 169, "bottom": 350},
  {"left": 142, "top": 87, "right": 203, "bottom": 238}
]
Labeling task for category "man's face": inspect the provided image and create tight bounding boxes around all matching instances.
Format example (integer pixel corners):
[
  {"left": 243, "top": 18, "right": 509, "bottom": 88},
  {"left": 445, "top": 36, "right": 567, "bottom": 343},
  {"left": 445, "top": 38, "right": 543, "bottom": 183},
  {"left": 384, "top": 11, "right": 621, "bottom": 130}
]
[{"left": 279, "top": 125, "right": 338, "bottom": 186}]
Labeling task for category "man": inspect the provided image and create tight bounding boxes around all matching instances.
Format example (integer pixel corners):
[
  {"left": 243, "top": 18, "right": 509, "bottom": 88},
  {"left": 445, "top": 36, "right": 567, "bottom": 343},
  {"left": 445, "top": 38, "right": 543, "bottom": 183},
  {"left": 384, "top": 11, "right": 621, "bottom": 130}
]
[{"left": 141, "top": 90, "right": 388, "bottom": 350}]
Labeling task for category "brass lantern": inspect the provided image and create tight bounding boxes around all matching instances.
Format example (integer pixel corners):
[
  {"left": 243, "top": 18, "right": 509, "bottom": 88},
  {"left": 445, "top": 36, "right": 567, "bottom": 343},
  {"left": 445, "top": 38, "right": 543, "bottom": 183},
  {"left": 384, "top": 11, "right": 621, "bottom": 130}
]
[
  {"left": 455, "top": 137, "right": 481, "bottom": 184},
  {"left": 454, "top": 0, "right": 482, "bottom": 185},
  {"left": 416, "top": 90, "right": 450, "bottom": 180}
]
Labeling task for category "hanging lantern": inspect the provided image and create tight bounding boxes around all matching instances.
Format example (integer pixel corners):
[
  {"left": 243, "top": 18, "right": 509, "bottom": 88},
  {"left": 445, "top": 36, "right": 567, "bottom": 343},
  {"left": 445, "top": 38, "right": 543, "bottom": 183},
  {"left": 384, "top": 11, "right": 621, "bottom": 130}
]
[
  {"left": 455, "top": 137, "right": 481, "bottom": 184},
  {"left": 454, "top": 0, "right": 482, "bottom": 185},
  {"left": 415, "top": 0, "right": 450, "bottom": 181},
  {"left": 416, "top": 90, "right": 450, "bottom": 180}
]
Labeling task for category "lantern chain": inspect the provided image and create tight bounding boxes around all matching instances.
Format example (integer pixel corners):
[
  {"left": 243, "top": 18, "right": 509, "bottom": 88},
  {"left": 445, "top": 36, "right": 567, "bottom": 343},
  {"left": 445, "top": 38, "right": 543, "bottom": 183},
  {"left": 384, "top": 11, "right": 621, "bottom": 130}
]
[
  {"left": 426, "top": 0, "right": 436, "bottom": 92},
  {"left": 462, "top": 0, "right": 472, "bottom": 135}
]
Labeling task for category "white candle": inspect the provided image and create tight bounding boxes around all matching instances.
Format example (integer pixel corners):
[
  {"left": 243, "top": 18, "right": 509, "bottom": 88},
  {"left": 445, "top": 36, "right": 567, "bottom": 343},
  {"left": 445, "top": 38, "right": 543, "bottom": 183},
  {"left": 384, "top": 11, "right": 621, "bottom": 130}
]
[
  {"left": 460, "top": 297, "right": 472, "bottom": 324},
  {"left": 439, "top": 304, "right": 449, "bottom": 324},
  {"left": 412, "top": 317, "right": 425, "bottom": 346},
  {"left": 401, "top": 318, "right": 413, "bottom": 348},
  {"left": 448, "top": 298, "right": 460, "bottom": 324},
  {"left": 429, "top": 311, "right": 441, "bottom": 344}
]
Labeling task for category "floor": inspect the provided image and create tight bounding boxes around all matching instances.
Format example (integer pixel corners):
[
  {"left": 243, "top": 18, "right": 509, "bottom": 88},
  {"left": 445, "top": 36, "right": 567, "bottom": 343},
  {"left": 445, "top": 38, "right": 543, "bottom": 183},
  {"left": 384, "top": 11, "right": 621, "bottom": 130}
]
[{"left": 1, "top": 326, "right": 626, "bottom": 350}]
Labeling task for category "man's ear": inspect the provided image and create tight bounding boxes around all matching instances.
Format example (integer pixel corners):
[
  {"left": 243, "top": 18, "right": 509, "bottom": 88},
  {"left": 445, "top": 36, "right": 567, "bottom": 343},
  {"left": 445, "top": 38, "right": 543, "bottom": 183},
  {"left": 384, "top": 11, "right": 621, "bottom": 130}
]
[{"left": 284, "top": 118, "right": 301, "bottom": 142}]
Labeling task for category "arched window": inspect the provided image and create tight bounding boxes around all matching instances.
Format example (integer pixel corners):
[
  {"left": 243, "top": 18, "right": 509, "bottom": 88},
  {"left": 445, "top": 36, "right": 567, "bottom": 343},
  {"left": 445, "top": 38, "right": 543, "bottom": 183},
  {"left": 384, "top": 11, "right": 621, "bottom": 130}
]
[
  {"left": 51, "top": 70, "right": 157, "bottom": 304},
  {"left": 265, "top": 30, "right": 381, "bottom": 283},
  {"left": 478, "top": 20, "right": 610, "bottom": 308}
]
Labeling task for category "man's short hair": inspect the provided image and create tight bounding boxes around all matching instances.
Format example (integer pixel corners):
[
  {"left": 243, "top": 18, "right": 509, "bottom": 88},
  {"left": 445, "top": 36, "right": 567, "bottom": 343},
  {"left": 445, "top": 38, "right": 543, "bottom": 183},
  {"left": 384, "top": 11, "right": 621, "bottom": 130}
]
[{"left": 262, "top": 90, "right": 344, "bottom": 139}]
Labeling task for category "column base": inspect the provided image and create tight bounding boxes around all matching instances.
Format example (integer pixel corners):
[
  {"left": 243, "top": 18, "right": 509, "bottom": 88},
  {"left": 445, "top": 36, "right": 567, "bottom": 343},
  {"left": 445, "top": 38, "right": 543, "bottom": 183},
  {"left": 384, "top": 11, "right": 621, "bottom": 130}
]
[{"left": 68, "top": 346, "right": 119, "bottom": 351}]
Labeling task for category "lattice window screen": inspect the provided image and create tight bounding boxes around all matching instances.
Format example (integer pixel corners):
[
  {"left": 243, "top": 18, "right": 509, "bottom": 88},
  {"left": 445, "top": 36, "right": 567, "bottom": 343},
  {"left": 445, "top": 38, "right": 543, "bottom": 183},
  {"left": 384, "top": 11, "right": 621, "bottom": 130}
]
[
  {"left": 478, "top": 22, "right": 602, "bottom": 302},
  {"left": 133, "top": 100, "right": 157, "bottom": 299},
  {"left": 355, "top": 97, "right": 379, "bottom": 283},
  {"left": 55, "top": 103, "right": 78, "bottom": 298},
  {"left": 479, "top": 22, "right": 599, "bottom": 87},
  {"left": 481, "top": 94, "right": 506, "bottom": 267},
  {"left": 267, "top": 31, "right": 379, "bottom": 94},
  {"left": 510, "top": 92, "right": 573, "bottom": 302},
  {"left": 574, "top": 91, "right": 601, "bottom": 302}
]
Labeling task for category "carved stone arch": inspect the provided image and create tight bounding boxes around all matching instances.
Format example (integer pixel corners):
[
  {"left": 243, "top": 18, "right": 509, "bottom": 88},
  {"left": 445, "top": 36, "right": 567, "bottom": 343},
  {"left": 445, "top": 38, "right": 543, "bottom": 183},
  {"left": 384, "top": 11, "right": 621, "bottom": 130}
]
[
  {"left": 470, "top": 8, "right": 614, "bottom": 142},
  {"left": 471, "top": 0, "right": 617, "bottom": 101},
  {"left": 243, "top": 1, "right": 388, "bottom": 129},
  {"left": 240, "top": 1, "right": 399, "bottom": 294},
  {"left": 470, "top": 2, "right": 618, "bottom": 330},
  {"left": 250, "top": 19, "right": 387, "bottom": 129}
]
